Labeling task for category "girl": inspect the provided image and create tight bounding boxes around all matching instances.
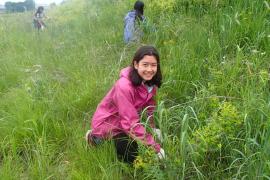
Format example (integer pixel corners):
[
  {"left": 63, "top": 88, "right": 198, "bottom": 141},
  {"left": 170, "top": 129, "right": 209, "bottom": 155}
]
[
  {"left": 124, "top": 1, "right": 146, "bottom": 43},
  {"left": 85, "top": 45, "right": 165, "bottom": 164},
  {"left": 33, "top": 6, "right": 47, "bottom": 31}
]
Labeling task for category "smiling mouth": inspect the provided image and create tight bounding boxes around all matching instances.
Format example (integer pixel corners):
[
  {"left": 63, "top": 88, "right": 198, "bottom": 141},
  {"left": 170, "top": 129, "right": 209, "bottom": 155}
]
[
  {"left": 145, "top": 74, "right": 153, "bottom": 77},
  {"left": 144, "top": 75, "right": 154, "bottom": 79}
]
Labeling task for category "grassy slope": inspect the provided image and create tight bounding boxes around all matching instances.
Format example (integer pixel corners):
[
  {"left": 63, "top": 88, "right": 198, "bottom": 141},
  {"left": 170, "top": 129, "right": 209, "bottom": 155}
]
[{"left": 0, "top": 0, "right": 269, "bottom": 179}]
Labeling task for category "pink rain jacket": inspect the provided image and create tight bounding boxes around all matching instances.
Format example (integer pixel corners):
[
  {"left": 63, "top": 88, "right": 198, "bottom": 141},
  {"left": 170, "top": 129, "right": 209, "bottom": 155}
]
[{"left": 91, "top": 67, "right": 160, "bottom": 153}]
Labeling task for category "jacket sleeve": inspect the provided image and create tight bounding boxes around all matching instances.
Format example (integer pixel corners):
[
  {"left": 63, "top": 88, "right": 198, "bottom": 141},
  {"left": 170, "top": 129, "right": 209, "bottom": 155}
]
[
  {"left": 113, "top": 81, "right": 160, "bottom": 153},
  {"left": 144, "top": 97, "right": 156, "bottom": 128}
]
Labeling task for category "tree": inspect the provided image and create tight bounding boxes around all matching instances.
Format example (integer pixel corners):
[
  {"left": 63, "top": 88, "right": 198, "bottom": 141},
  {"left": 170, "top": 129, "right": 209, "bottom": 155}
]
[
  {"left": 24, "top": 0, "right": 35, "bottom": 11},
  {"left": 4, "top": 2, "right": 13, "bottom": 12},
  {"left": 5, "top": 0, "right": 35, "bottom": 13}
]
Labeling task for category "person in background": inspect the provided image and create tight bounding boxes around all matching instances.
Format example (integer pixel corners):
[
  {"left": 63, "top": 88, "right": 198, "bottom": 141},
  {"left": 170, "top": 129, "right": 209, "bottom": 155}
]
[
  {"left": 33, "top": 6, "right": 47, "bottom": 31},
  {"left": 124, "top": 1, "right": 146, "bottom": 43},
  {"left": 85, "top": 45, "right": 165, "bottom": 164}
]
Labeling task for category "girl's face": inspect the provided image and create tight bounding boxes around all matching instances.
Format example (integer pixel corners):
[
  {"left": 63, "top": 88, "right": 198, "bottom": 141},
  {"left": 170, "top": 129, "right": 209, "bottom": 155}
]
[{"left": 134, "top": 55, "right": 158, "bottom": 81}]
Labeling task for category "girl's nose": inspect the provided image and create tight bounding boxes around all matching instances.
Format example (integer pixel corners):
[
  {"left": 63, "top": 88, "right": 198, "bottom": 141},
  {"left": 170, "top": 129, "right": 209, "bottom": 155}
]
[{"left": 146, "top": 66, "right": 153, "bottom": 71}]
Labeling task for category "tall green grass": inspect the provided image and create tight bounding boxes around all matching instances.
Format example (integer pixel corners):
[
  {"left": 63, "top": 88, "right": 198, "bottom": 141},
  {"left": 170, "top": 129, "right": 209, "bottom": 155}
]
[{"left": 0, "top": 0, "right": 269, "bottom": 179}]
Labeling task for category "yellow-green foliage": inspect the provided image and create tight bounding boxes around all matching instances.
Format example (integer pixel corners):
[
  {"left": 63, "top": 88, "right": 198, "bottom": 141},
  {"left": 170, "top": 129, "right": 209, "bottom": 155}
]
[
  {"left": 217, "top": 102, "right": 242, "bottom": 136},
  {"left": 259, "top": 69, "right": 269, "bottom": 86},
  {"left": 193, "top": 102, "right": 242, "bottom": 152},
  {"left": 133, "top": 149, "right": 156, "bottom": 169},
  {"left": 176, "top": 0, "right": 226, "bottom": 7},
  {"left": 147, "top": 0, "right": 176, "bottom": 14},
  {"left": 147, "top": 0, "right": 227, "bottom": 15},
  {"left": 198, "top": 0, "right": 226, "bottom": 6}
]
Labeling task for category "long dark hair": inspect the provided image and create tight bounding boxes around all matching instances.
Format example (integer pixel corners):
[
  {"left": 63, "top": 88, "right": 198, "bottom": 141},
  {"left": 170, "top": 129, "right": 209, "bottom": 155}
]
[
  {"left": 134, "top": 1, "right": 144, "bottom": 21},
  {"left": 35, "top": 6, "right": 44, "bottom": 16},
  {"left": 129, "top": 46, "right": 162, "bottom": 88}
]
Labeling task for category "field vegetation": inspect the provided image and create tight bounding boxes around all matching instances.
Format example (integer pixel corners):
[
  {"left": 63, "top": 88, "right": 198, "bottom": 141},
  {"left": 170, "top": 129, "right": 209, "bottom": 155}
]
[{"left": 0, "top": 0, "right": 269, "bottom": 179}]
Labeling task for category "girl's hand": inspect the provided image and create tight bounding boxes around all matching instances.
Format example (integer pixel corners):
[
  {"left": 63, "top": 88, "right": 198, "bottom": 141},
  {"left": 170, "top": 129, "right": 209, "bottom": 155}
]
[
  {"left": 157, "top": 148, "right": 166, "bottom": 160},
  {"left": 152, "top": 128, "right": 163, "bottom": 142}
]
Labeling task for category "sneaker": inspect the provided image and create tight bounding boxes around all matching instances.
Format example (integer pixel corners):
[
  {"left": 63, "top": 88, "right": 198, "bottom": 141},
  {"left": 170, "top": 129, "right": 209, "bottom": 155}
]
[
  {"left": 85, "top": 130, "right": 103, "bottom": 146},
  {"left": 85, "top": 130, "right": 95, "bottom": 146}
]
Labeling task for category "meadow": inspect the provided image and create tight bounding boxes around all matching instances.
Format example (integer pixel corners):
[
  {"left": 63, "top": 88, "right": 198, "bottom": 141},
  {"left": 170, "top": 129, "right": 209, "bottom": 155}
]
[{"left": 0, "top": 0, "right": 269, "bottom": 179}]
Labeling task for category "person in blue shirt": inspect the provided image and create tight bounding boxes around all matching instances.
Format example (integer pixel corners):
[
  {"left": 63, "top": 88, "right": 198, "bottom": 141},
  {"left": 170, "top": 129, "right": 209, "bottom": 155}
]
[{"left": 124, "top": 1, "right": 145, "bottom": 43}]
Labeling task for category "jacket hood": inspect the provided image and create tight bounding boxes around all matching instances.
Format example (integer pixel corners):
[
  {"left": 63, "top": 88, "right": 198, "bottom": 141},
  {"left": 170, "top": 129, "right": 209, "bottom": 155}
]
[{"left": 119, "top": 66, "right": 132, "bottom": 79}]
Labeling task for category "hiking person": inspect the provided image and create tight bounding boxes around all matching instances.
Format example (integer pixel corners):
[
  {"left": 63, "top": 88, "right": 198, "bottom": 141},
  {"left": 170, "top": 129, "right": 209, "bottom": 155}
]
[
  {"left": 33, "top": 6, "right": 47, "bottom": 31},
  {"left": 85, "top": 45, "right": 165, "bottom": 164},
  {"left": 124, "top": 0, "right": 146, "bottom": 43}
]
